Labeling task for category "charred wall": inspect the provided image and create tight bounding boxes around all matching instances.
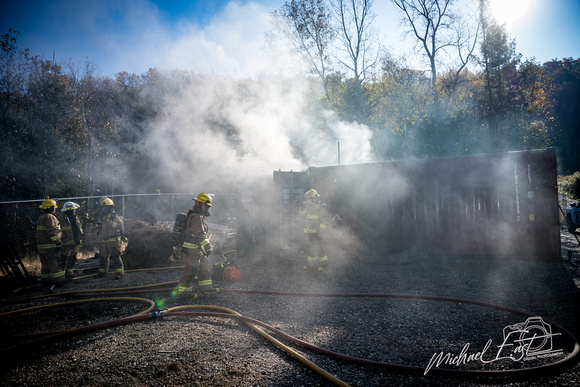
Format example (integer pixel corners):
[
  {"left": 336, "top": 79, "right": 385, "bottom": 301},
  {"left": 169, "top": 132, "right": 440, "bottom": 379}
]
[{"left": 273, "top": 149, "right": 560, "bottom": 261}]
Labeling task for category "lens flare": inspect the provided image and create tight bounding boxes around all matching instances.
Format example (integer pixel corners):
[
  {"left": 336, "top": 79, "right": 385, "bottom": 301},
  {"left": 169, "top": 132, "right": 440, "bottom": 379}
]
[{"left": 154, "top": 295, "right": 167, "bottom": 309}]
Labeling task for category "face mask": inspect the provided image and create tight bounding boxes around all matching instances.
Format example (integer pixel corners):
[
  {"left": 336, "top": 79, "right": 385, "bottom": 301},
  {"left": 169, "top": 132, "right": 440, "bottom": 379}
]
[{"left": 204, "top": 206, "right": 211, "bottom": 217}]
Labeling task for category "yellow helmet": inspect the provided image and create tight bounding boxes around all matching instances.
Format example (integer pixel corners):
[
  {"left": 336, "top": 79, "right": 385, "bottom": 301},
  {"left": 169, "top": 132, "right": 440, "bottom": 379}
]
[
  {"left": 39, "top": 199, "right": 57, "bottom": 209},
  {"left": 193, "top": 193, "right": 212, "bottom": 206},
  {"left": 99, "top": 197, "right": 115, "bottom": 206},
  {"left": 305, "top": 189, "right": 319, "bottom": 199}
]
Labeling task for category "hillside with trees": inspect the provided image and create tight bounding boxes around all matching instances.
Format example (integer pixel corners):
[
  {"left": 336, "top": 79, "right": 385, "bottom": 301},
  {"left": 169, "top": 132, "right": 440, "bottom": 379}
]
[{"left": 1, "top": 0, "right": 579, "bottom": 201}]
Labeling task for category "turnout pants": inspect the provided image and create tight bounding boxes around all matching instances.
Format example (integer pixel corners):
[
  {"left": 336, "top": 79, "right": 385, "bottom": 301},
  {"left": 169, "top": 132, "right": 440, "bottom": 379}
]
[
  {"left": 305, "top": 233, "right": 328, "bottom": 269},
  {"left": 60, "top": 245, "right": 79, "bottom": 278},
  {"left": 39, "top": 251, "right": 66, "bottom": 285},
  {"left": 176, "top": 248, "right": 213, "bottom": 296},
  {"left": 98, "top": 254, "right": 124, "bottom": 277}
]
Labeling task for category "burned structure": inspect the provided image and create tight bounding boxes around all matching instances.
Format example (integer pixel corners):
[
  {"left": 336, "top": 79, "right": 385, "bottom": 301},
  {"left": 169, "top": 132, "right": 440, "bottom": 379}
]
[
  {"left": 0, "top": 149, "right": 562, "bottom": 290},
  {"left": 274, "top": 149, "right": 560, "bottom": 262}
]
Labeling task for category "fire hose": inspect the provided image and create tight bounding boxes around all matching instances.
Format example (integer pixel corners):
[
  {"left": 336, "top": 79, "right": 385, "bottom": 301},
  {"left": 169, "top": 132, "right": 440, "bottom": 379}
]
[
  {"left": 1, "top": 284, "right": 579, "bottom": 385},
  {"left": 0, "top": 294, "right": 349, "bottom": 387},
  {"left": 0, "top": 297, "right": 157, "bottom": 338}
]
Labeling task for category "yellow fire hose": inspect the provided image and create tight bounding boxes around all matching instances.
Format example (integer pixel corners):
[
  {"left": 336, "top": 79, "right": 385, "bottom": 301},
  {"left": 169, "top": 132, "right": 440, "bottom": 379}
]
[
  {"left": 0, "top": 296, "right": 157, "bottom": 338},
  {"left": 0, "top": 295, "right": 350, "bottom": 386},
  {"left": 0, "top": 251, "right": 353, "bottom": 384},
  {"left": 3, "top": 280, "right": 179, "bottom": 303},
  {"left": 73, "top": 265, "right": 184, "bottom": 280},
  {"left": 5, "top": 249, "right": 579, "bottom": 385},
  {"left": 166, "top": 304, "right": 350, "bottom": 387},
  {"left": 0, "top": 296, "right": 156, "bottom": 318}
]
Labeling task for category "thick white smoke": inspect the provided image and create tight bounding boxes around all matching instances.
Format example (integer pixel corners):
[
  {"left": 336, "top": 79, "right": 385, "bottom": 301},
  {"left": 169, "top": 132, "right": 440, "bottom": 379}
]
[
  {"left": 141, "top": 73, "right": 375, "bottom": 193},
  {"left": 136, "top": 2, "right": 376, "bottom": 193}
]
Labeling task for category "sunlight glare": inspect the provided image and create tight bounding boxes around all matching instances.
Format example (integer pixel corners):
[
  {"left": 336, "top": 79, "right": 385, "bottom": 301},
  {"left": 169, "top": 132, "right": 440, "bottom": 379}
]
[{"left": 489, "top": 0, "right": 532, "bottom": 32}]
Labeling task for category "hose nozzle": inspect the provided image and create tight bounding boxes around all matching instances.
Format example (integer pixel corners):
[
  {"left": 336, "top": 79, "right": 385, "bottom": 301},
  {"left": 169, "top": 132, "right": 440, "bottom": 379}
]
[{"left": 148, "top": 308, "right": 167, "bottom": 319}]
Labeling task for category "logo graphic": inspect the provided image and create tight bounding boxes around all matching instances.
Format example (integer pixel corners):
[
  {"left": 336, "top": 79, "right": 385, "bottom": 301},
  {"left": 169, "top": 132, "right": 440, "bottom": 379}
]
[
  {"left": 502, "top": 316, "right": 560, "bottom": 358},
  {"left": 424, "top": 317, "right": 563, "bottom": 375}
]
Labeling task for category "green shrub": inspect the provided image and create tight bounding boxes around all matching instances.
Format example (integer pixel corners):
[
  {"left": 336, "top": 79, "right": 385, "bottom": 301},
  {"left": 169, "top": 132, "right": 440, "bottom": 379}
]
[{"left": 558, "top": 171, "right": 580, "bottom": 200}]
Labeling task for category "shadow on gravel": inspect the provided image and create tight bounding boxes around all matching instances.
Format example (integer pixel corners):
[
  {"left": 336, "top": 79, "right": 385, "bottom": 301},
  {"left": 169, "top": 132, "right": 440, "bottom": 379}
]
[{"left": 1, "top": 235, "right": 579, "bottom": 386}]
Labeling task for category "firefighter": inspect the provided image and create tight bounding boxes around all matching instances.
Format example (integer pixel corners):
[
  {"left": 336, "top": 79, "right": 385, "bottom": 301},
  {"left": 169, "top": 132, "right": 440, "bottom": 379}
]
[
  {"left": 57, "top": 201, "right": 84, "bottom": 279},
  {"left": 36, "top": 198, "right": 68, "bottom": 286},
  {"left": 96, "top": 197, "right": 125, "bottom": 279},
  {"left": 299, "top": 189, "right": 329, "bottom": 271},
  {"left": 172, "top": 192, "right": 218, "bottom": 298}
]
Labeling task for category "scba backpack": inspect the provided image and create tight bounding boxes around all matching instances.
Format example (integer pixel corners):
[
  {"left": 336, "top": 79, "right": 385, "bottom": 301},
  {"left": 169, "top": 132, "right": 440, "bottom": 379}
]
[{"left": 212, "top": 261, "right": 242, "bottom": 283}]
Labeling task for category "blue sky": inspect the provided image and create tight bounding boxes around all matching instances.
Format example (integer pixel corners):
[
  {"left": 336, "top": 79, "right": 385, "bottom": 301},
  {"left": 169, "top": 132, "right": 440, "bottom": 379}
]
[{"left": 2, "top": 0, "right": 579, "bottom": 78}]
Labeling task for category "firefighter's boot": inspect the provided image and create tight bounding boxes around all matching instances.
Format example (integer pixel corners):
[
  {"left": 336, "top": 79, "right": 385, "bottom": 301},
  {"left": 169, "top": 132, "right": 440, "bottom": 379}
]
[
  {"left": 172, "top": 284, "right": 198, "bottom": 299},
  {"left": 199, "top": 287, "right": 220, "bottom": 295}
]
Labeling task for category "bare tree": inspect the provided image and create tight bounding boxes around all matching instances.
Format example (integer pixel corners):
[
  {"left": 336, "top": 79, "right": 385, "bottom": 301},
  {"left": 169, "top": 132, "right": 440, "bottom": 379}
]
[
  {"left": 273, "top": 0, "right": 335, "bottom": 100},
  {"left": 393, "top": 0, "right": 455, "bottom": 88},
  {"left": 328, "top": 0, "right": 379, "bottom": 124},
  {"left": 330, "top": 0, "right": 379, "bottom": 82},
  {"left": 446, "top": 3, "right": 480, "bottom": 91}
]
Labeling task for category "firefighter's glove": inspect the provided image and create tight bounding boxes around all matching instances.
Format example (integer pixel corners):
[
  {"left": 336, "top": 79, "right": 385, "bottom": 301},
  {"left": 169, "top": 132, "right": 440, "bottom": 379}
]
[
  {"left": 205, "top": 244, "right": 212, "bottom": 256},
  {"left": 55, "top": 243, "right": 62, "bottom": 253}
]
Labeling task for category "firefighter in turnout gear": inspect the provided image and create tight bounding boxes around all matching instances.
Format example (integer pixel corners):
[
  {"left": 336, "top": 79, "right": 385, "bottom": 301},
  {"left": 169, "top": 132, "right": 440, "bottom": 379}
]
[
  {"left": 57, "top": 201, "right": 84, "bottom": 279},
  {"left": 172, "top": 193, "right": 218, "bottom": 298},
  {"left": 299, "top": 189, "right": 329, "bottom": 271},
  {"left": 36, "top": 198, "right": 68, "bottom": 286},
  {"left": 97, "top": 197, "right": 125, "bottom": 279}
]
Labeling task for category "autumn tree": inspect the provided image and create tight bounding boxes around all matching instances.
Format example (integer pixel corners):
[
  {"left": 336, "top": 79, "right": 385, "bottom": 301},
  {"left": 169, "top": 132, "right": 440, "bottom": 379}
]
[
  {"left": 544, "top": 58, "right": 580, "bottom": 173},
  {"left": 366, "top": 52, "right": 432, "bottom": 158},
  {"left": 515, "top": 59, "right": 553, "bottom": 149}
]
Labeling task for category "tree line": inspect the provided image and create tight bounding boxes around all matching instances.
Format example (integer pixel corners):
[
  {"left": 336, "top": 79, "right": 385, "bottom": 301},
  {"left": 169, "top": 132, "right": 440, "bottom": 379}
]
[
  {"left": 1, "top": 0, "right": 579, "bottom": 202},
  {"left": 272, "top": 0, "right": 579, "bottom": 169}
]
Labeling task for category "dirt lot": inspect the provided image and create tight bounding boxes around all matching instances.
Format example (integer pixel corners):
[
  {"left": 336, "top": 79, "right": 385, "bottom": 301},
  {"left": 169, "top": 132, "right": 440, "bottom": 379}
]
[{"left": 1, "top": 231, "right": 579, "bottom": 386}]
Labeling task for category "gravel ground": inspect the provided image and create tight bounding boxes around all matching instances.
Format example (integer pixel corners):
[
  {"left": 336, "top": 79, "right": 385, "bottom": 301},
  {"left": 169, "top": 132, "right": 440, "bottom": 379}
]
[{"left": 1, "top": 233, "right": 579, "bottom": 387}]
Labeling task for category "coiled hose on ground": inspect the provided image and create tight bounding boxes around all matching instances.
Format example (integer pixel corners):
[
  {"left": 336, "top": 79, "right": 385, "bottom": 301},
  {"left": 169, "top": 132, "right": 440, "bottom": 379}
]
[{"left": 1, "top": 271, "right": 579, "bottom": 385}]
